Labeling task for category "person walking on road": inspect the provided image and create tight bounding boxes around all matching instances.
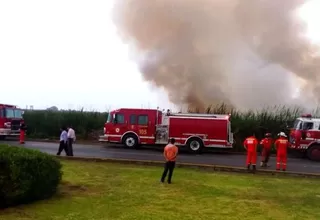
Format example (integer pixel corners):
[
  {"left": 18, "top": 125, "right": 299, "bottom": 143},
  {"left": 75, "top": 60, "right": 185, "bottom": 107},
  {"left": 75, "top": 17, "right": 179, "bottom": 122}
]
[
  {"left": 275, "top": 132, "right": 289, "bottom": 171},
  {"left": 19, "top": 122, "right": 27, "bottom": 144},
  {"left": 57, "top": 126, "right": 68, "bottom": 156},
  {"left": 161, "top": 138, "right": 178, "bottom": 184},
  {"left": 243, "top": 134, "right": 259, "bottom": 172},
  {"left": 260, "top": 133, "right": 273, "bottom": 167},
  {"left": 67, "top": 126, "right": 76, "bottom": 156}
]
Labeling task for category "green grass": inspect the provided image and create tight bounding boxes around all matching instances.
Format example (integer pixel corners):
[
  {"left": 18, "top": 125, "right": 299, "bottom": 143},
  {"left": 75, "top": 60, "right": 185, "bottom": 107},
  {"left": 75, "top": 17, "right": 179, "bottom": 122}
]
[{"left": 1, "top": 160, "right": 320, "bottom": 220}]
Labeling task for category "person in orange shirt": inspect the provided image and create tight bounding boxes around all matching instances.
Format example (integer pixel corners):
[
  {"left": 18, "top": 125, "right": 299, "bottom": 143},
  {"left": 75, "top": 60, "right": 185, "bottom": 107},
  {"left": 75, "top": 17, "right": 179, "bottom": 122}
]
[
  {"left": 274, "top": 132, "right": 289, "bottom": 171},
  {"left": 161, "top": 138, "right": 179, "bottom": 184},
  {"left": 243, "top": 134, "right": 259, "bottom": 172},
  {"left": 260, "top": 133, "right": 273, "bottom": 168}
]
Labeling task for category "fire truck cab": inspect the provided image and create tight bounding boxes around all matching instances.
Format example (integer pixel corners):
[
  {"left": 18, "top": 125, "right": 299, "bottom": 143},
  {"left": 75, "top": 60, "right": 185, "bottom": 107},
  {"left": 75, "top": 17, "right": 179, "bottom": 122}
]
[
  {"left": 0, "top": 104, "right": 25, "bottom": 140},
  {"left": 99, "top": 108, "right": 234, "bottom": 153},
  {"left": 289, "top": 114, "right": 320, "bottom": 161}
]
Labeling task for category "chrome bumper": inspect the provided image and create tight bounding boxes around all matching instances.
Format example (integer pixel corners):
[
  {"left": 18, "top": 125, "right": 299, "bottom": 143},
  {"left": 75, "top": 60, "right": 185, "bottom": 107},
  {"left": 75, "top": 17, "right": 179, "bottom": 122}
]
[
  {"left": 0, "top": 128, "right": 20, "bottom": 136},
  {"left": 98, "top": 135, "right": 108, "bottom": 142}
]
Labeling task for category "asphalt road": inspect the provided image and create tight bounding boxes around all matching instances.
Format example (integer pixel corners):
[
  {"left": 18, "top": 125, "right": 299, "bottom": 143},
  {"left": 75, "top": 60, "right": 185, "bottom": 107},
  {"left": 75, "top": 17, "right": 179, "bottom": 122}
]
[{"left": 1, "top": 140, "right": 320, "bottom": 174}]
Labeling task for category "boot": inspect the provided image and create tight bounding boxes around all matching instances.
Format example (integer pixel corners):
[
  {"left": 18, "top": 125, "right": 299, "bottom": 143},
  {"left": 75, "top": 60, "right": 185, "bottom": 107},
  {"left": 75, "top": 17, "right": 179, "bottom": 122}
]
[
  {"left": 252, "top": 165, "right": 256, "bottom": 173},
  {"left": 247, "top": 164, "right": 251, "bottom": 172},
  {"left": 260, "top": 161, "right": 264, "bottom": 167}
]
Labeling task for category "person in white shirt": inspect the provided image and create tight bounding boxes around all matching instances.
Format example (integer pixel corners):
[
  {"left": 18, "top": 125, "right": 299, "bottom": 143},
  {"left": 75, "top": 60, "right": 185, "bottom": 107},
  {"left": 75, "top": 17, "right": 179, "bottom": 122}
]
[{"left": 67, "top": 126, "right": 76, "bottom": 156}]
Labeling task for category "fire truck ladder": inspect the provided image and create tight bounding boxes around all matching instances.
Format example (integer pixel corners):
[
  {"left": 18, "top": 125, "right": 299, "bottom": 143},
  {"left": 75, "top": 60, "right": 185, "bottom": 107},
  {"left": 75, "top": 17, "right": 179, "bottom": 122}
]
[{"left": 169, "top": 113, "right": 230, "bottom": 118}]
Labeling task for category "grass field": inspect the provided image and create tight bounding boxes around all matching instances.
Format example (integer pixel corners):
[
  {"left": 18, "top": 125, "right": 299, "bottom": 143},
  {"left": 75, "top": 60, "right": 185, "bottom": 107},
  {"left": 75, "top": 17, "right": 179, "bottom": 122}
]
[{"left": 1, "top": 160, "right": 320, "bottom": 220}]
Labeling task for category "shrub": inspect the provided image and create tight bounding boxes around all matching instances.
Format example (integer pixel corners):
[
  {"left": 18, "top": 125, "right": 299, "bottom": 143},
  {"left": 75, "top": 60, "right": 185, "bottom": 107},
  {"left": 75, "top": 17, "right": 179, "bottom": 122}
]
[
  {"left": 24, "top": 110, "right": 108, "bottom": 140},
  {"left": 0, "top": 145, "right": 62, "bottom": 208}
]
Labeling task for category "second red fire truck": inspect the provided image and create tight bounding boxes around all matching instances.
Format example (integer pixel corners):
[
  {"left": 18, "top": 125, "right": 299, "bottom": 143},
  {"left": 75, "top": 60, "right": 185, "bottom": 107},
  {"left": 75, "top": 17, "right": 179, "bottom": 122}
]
[
  {"left": 289, "top": 114, "right": 320, "bottom": 161},
  {"left": 0, "top": 104, "right": 25, "bottom": 140},
  {"left": 99, "top": 108, "right": 234, "bottom": 153}
]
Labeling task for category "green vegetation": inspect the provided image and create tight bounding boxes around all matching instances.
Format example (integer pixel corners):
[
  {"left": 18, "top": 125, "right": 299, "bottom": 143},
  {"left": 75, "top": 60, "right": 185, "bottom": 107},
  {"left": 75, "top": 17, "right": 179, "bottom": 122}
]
[
  {"left": 24, "top": 109, "right": 107, "bottom": 140},
  {"left": 23, "top": 104, "right": 319, "bottom": 151},
  {"left": 0, "top": 145, "right": 62, "bottom": 208},
  {"left": 1, "top": 160, "right": 319, "bottom": 220}
]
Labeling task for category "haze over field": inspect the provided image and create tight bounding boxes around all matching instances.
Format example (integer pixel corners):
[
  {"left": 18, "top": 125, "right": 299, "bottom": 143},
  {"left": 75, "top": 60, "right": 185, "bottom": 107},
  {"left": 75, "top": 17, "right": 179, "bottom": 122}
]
[
  {"left": 1, "top": 0, "right": 320, "bottom": 111},
  {"left": 113, "top": 0, "right": 320, "bottom": 111}
]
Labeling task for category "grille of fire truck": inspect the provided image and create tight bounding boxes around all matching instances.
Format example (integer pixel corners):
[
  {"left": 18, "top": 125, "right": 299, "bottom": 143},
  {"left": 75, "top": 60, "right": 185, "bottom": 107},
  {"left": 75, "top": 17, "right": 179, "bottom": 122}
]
[{"left": 11, "top": 120, "right": 20, "bottom": 130}]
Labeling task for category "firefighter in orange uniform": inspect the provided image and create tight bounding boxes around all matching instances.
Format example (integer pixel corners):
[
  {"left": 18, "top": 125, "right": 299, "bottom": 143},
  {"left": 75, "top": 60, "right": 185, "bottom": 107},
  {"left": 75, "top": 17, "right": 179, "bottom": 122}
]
[
  {"left": 274, "top": 132, "right": 289, "bottom": 171},
  {"left": 243, "top": 134, "right": 259, "bottom": 172},
  {"left": 19, "top": 122, "right": 27, "bottom": 144},
  {"left": 260, "top": 133, "right": 273, "bottom": 167}
]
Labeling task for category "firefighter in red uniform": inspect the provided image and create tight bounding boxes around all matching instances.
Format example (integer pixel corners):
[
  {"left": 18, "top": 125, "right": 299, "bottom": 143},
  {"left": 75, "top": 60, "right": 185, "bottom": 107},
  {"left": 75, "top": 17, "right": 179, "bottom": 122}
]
[
  {"left": 260, "top": 133, "right": 273, "bottom": 167},
  {"left": 274, "top": 132, "right": 289, "bottom": 171},
  {"left": 243, "top": 134, "right": 258, "bottom": 172},
  {"left": 19, "top": 122, "right": 27, "bottom": 144}
]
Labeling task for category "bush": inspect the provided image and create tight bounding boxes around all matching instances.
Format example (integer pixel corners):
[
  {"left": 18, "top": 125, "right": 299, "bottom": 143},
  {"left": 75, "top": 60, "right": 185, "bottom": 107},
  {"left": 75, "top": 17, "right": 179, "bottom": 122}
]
[
  {"left": 24, "top": 110, "right": 108, "bottom": 140},
  {"left": 0, "top": 145, "right": 62, "bottom": 208}
]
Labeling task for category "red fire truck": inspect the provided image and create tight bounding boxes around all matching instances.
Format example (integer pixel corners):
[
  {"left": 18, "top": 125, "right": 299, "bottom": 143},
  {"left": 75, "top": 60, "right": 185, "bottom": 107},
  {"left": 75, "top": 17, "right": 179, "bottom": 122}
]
[
  {"left": 99, "top": 108, "right": 234, "bottom": 153},
  {"left": 289, "top": 114, "right": 320, "bottom": 161},
  {"left": 0, "top": 104, "right": 25, "bottom": 140}
]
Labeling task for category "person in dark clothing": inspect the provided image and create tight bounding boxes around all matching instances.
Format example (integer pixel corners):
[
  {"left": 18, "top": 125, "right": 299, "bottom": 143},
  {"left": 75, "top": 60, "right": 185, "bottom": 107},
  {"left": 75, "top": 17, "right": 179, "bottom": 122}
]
[
  {"left": 67, "top": 126, "right": 76, "bottom": 156},
  {"left": 161, "top": 138, "right": 179, "bottom": 184},
  {"left": 57, "top": 126, "right": 69, "bottom": 156}
]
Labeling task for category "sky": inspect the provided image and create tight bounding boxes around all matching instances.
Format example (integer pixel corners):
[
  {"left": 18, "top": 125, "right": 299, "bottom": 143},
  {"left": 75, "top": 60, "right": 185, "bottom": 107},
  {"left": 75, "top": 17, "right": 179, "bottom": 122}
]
[{"left": 0, "top": 0, "right": 319, "bottom": 112}]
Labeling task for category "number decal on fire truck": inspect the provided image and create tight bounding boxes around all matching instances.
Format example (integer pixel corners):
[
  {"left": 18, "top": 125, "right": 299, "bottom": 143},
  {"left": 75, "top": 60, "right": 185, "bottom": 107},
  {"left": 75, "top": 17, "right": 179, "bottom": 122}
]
[{"left": 139, "top": 129, "right": 147, "bottom": 135}]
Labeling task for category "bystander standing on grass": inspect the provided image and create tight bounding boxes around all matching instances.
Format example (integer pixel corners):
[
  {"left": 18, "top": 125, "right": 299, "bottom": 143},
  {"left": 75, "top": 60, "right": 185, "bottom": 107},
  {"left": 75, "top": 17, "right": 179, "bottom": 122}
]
[{"left": 161, "top": 138, "right": 179, "bottom": 184}]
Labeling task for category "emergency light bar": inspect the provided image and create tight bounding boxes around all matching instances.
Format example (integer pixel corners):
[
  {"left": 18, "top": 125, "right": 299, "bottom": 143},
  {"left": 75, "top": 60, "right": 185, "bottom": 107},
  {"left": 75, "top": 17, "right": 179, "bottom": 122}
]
[{"left": 301, "top": 114, "right": 312, "bottom": 118}]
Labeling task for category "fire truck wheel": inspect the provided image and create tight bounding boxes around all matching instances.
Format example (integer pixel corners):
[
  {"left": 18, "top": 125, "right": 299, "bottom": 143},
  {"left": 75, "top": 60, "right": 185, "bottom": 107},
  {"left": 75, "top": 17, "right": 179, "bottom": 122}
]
[
  {"left": 186, "top": 138, "right": 203, "bottom": 154},
  {"left": 123, "top": 134, "right": 139, "bottom": 149},
  {"left": 307, "top": 144, "right": 320, "bottom": 161},
  {"left": 0, "top": 136, "right": 5, "bottom": 140}
]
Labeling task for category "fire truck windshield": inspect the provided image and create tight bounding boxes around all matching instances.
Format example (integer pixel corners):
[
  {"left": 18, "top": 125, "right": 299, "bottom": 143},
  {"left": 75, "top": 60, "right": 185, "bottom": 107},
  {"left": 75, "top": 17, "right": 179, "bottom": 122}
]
[
  {"left": 106, "top": 113, "right": 113, "bottom": 123},
  {"left": 4, "top": 108, "right": 23, "bottom": 119},
  {"left": 293, "top": 119, "right": 302, "bottom": 129}
]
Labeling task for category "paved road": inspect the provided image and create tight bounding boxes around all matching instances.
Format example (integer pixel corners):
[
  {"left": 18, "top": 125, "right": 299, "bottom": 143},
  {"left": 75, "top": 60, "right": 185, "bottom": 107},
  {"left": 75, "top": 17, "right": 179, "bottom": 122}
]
[{"left": 1, "top": 140, "right": 320, "bottom": 174}]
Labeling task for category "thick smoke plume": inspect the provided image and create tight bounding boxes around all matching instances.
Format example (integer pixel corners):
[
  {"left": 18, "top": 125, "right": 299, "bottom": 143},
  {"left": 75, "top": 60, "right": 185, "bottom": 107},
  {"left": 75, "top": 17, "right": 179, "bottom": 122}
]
[{"left": 112, "top": 0, "right": 320, "bottom": 111}]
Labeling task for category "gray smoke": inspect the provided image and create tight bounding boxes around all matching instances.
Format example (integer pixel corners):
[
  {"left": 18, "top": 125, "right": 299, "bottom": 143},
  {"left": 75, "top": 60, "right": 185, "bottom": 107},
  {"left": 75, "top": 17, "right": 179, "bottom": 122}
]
[{"left": 112, "top": 0, "right": 320, "bottom": 111}]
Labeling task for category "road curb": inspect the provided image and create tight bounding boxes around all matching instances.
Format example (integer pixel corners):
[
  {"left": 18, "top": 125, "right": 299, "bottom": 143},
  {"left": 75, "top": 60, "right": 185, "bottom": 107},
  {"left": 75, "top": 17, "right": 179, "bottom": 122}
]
[
  {"left": 19, "top": 139, "right": 289, "bottom": 157},
  {"left": 56, "top": 156, "right": 320, "bottom": 178}
]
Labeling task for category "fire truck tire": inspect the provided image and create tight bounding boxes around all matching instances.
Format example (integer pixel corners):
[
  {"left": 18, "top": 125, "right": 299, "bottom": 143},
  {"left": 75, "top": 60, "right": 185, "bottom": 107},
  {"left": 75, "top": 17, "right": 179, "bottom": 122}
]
[
  {"left": 307, "top": 144, "right": 320, "bottom": 162},
  {"left": 186, "top": 137, "right": 204, "bottom": 154},
  {"left": 122, "top": 134, "right": 139, "bottom": 149}
]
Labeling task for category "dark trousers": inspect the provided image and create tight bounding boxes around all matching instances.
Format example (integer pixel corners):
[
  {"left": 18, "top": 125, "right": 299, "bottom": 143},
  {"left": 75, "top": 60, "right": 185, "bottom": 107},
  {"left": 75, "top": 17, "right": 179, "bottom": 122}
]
[
  {"left": 161, "top": 161, "right": 175, "bottom": 183},
  {"left": 57, "top": 141, "right": 68, "bottom": 156},
  {"left": 67, "top": 138, "right": 74, "bottom": 156}
]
